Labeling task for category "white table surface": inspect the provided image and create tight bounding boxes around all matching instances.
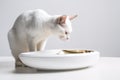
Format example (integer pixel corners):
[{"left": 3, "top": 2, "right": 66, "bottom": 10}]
[{"left": 0, "top": 56, "right": 120, "bottom": 80}]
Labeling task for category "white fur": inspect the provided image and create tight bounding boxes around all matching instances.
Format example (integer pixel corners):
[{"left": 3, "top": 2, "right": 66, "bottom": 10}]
[{"left": 8, "top": 9, "right": 73, "bottom": 62}]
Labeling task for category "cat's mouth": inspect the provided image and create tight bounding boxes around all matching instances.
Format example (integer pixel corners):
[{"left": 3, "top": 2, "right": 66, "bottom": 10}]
[{"left": 59, "top": 36, "right": 69, "bottom": 41}]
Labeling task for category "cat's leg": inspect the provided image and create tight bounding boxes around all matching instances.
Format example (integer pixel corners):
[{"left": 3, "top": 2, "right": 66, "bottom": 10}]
[
  {"left": 10, "top": 40, "right": 29, "bottom": 69},
  {"left": 14, "top": 52, "right": 26, "bottom": 68},
  {"left": 27, "top": 37, "right": 37, "bottom": 51},
  {"left": 12, "top": 40, "right": 37, "bottom": 73},
  {"left": 37, "top": 40, "right": 47, "bottom": 51},
  {"left": 8, "top": 30, "right": 23, "bottom": 67},
  {"left": 8, "top": 32, "right": 37, "bottom": 72}
]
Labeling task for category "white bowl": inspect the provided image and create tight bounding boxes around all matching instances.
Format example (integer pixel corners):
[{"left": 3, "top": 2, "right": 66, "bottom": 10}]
[{"left": 19, "top": 49, "right": 100, "bottom": 70}]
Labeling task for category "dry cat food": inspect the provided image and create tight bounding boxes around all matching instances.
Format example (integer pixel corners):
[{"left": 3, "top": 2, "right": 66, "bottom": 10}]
[{"left": 63, "top": 50, "right": 94, "bottom": 54}]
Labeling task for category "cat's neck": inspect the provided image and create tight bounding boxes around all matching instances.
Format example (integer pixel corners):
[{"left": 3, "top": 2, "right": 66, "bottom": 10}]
[
  {"left": 41, "top": 16, "right": 56, "bottom": 36},
  {"left": 43, "top": 15, "right": 59, "bottom": 34}
]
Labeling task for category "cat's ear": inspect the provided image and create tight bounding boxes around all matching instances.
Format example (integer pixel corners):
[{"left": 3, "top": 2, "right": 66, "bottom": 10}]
[
  {"left": 69, "top": 15, "right": 78, "bottom": 20},
  {"left": 56, "top": 15, "right": 67, "bottom": 25}
]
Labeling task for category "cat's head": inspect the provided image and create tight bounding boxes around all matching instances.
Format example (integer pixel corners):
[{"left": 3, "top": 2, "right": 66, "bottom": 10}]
[{"left": 53, "top": 15, "right": 77, "bottom": 40}]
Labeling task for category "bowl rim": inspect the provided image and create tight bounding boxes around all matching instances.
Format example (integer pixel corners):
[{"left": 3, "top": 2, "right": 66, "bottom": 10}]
[{"left": 19, "top": 49, "right": 100, "bottom": 58}]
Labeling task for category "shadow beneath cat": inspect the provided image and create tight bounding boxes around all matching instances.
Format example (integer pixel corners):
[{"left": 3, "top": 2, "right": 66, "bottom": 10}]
[{"left": 12, "top": 66, "right": 90, "bottom": 74}]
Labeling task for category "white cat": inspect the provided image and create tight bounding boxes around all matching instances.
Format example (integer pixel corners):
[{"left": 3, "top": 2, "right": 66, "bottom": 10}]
[{"left": 8, "top": 9, "right": 77, "bottom": 67}]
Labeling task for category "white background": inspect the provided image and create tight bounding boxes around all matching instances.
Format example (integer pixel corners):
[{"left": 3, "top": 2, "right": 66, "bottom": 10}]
[{"left": 0, "top": 0, "right": 120, "bottom": 57}]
